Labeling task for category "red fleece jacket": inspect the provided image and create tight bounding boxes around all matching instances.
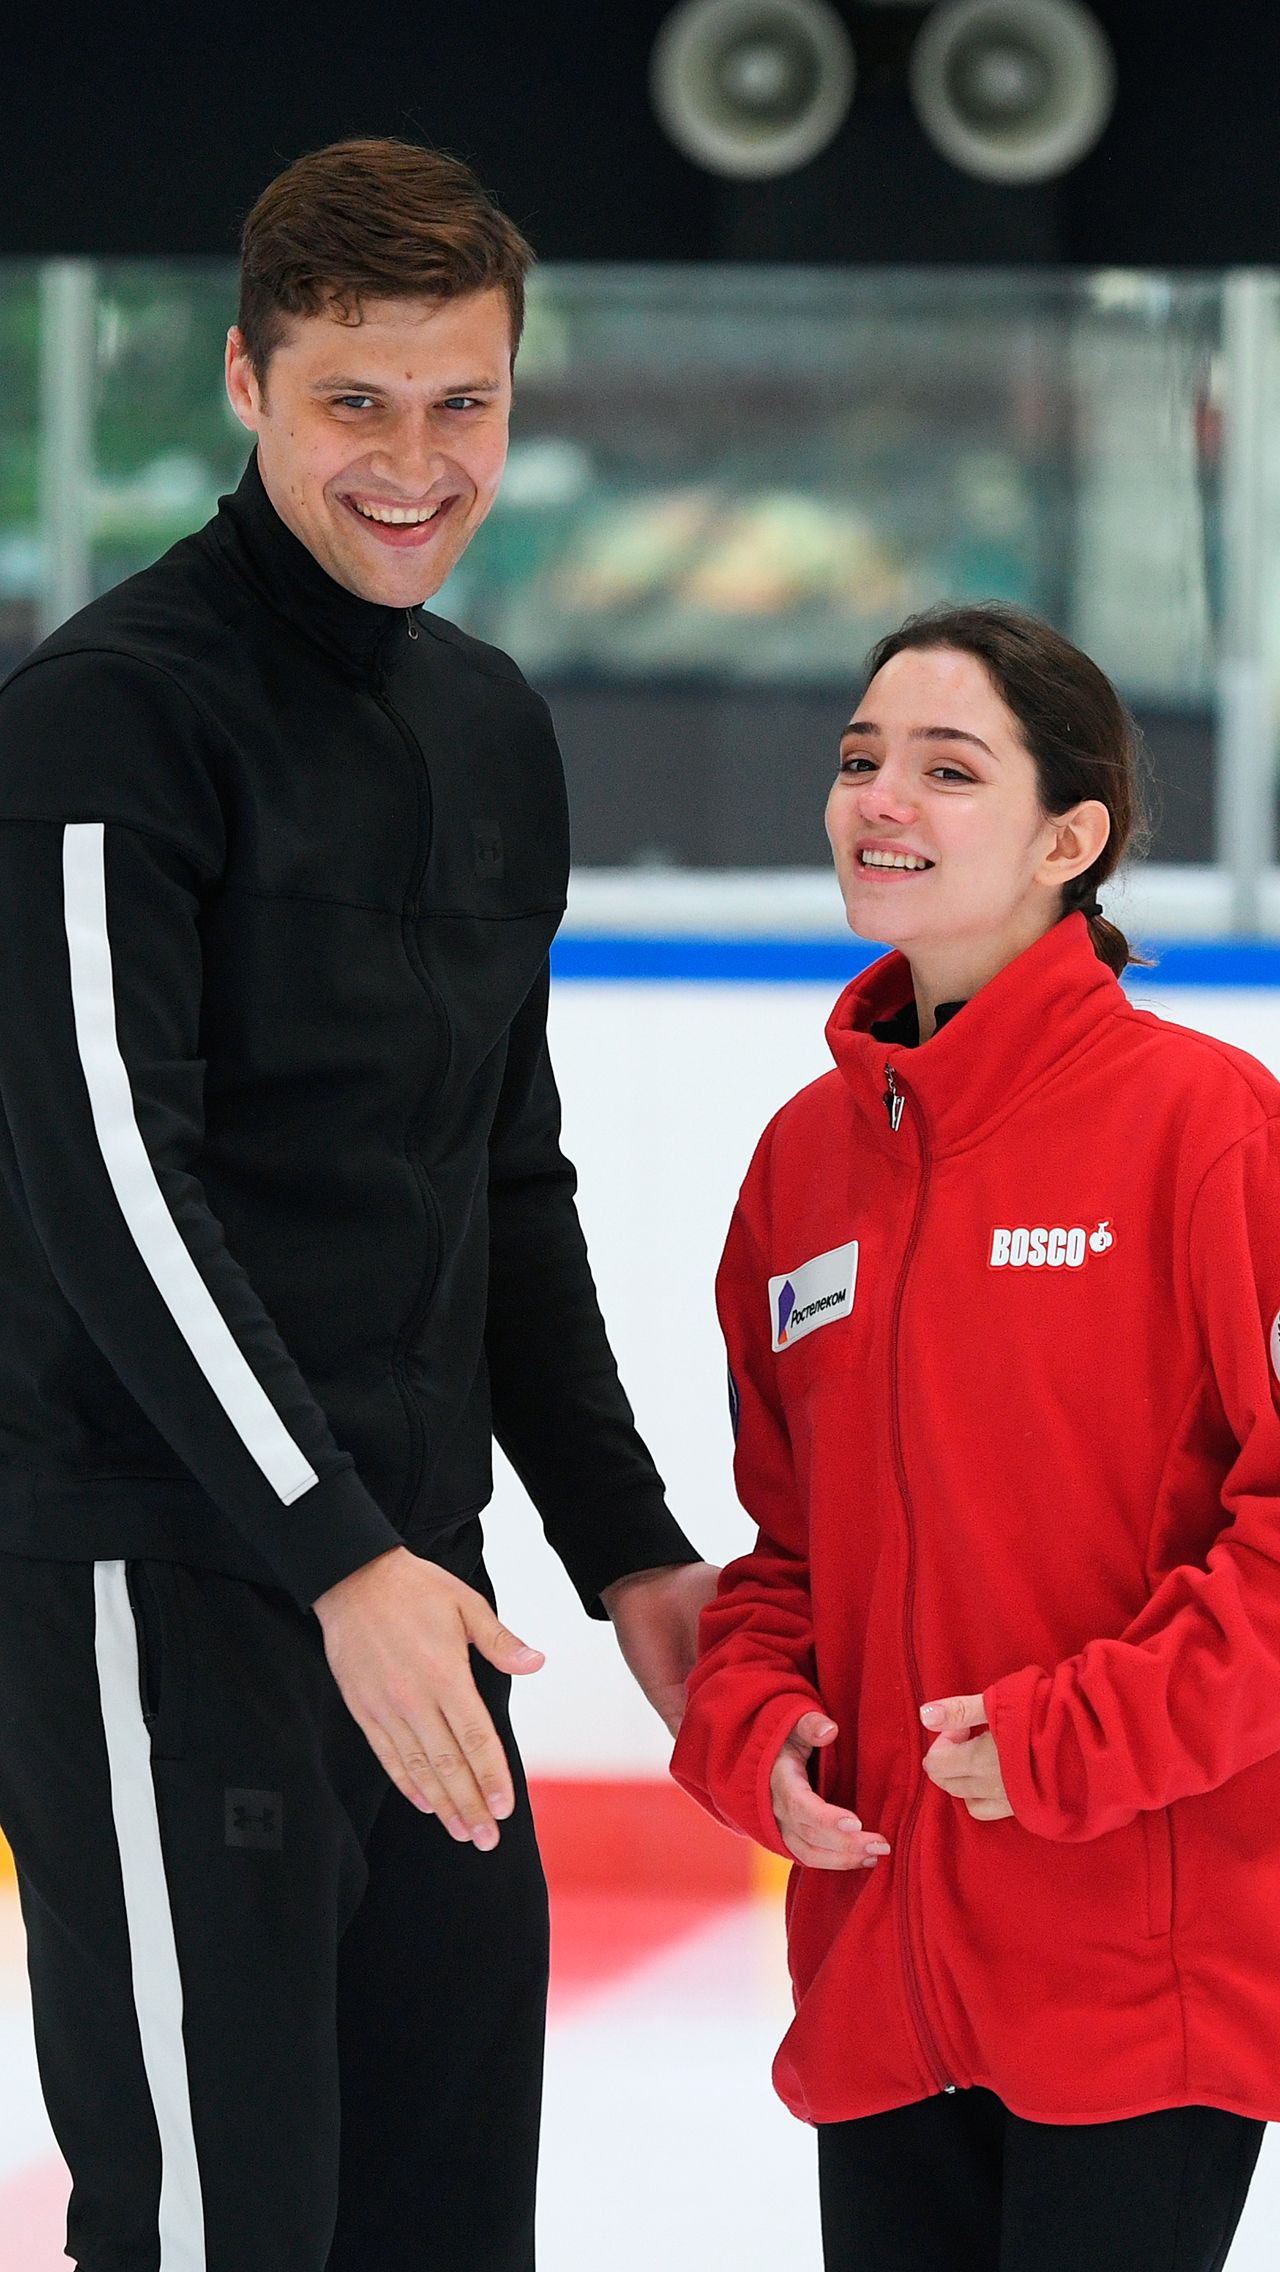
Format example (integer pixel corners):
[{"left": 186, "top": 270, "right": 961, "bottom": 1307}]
[{"left": 672, "top": 915, "right": 1280, "bottom": 2125}]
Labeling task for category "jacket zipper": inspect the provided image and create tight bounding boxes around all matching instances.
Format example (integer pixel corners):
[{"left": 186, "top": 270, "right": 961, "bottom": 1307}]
[
  {"left": 884, "top": 1059, "right": 955, "bottom": 2095},
  {"left": 374, "top": 672, "right": 452, "bottom": 1514}
]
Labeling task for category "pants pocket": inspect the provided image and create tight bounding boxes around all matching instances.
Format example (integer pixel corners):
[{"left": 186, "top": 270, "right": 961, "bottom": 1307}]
[{"left": 124, "top": 1561, "right": 190, "bottom": 1761}]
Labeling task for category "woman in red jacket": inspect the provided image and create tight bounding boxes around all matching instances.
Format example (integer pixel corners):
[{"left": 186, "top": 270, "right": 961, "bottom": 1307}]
[{"left": 672, "top": 603, "right": 1277, "bottom": 2271}]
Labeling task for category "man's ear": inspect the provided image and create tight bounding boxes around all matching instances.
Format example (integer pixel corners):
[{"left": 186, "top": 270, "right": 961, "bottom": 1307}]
[
  {"left": 224, "top": 327, "right": 263, "bottom": 434},
  {"left": 1038, "top": 798, "right": 1111, "bottom": 894}
]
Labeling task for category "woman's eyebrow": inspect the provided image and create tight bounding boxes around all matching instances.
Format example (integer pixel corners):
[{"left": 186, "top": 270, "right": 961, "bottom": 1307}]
[{"left": 840, "top": 720, "right": 996, "bottom": 758}]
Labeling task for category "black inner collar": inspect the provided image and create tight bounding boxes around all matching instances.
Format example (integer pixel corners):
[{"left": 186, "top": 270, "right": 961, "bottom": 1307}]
[{"left": 870, "top": 997, "right": 966, "bottom": 1048}]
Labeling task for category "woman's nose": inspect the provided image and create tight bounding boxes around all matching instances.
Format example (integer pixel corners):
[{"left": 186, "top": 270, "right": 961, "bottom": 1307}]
[{"left": 859, "top": 769, "right": 917, "bottom": 823}]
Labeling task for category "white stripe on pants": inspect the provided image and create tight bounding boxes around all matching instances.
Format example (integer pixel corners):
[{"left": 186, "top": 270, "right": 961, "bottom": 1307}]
[{"left": 93, "top": 1558, "right": 206, "bottom": 2271}]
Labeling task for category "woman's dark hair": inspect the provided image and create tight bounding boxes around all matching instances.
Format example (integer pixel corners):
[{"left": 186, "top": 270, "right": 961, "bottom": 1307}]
[
  {"left": 238, "top": 138, "right": 535, "bottom": 392},
  {"left": 863, "top": 602, "right": 1151, "bottom": 977}
]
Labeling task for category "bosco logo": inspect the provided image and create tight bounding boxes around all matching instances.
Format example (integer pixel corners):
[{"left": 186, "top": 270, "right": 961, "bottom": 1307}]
[{"left": 989, "top": 1220, "right": 1115, "bottom": 1270}]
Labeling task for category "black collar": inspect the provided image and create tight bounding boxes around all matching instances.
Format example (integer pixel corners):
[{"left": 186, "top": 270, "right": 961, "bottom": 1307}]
[
  {"left": 208, "top": 449, "right": 417, "bottom": 679},
  {"left": 869, "top": 997, "right": 966, "bottom": 1047}
]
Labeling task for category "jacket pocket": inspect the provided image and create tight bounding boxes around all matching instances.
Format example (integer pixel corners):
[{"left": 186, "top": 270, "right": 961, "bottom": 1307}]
[
  {"left": 125, "top": 1561, "right": 190, "bottom": 1762},
  {"left": 1141, "top": 1807, "right": 1174, "bottom": 1937}
]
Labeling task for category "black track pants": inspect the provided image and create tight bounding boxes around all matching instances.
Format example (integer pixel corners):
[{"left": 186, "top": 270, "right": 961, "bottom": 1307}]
[
  {"left": 818, "top": 2084, "right": 1265, "bottom": 2272},
  {"left": 0, "top": 1554, "right": 550, "bottom": 2272}
]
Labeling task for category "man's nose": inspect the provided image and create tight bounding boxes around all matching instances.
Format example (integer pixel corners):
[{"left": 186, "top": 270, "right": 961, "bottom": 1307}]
[{"left": 377, "top": 418, "right": 452, "bottom": 491}]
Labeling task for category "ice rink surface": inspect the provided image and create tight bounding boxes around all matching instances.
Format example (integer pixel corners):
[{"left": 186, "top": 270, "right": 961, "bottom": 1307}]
[{"left": 3, "top": 1878, "right": 1280, "bottom": 2270}]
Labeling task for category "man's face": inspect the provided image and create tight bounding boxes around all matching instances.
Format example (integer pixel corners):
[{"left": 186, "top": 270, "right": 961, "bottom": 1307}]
[{"left": 225, "top": 289, "right": 513, "bottom": 608}]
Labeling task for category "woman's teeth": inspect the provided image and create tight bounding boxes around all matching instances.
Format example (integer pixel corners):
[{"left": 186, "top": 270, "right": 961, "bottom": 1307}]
[
  {"left": 860, "top": 850, "right": 931, "bottom": 870},
  {"left": 352, "top": 501, "right": 442, "bottom": 525}
]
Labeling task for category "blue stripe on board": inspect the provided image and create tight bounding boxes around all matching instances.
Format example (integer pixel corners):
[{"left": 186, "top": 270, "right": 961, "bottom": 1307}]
[{"left": 550, "top": 935, "right": 1280, "bottom": 987}]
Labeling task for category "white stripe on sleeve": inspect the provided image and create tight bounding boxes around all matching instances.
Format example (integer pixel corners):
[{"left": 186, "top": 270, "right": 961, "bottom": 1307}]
[
  {"left": 94, "top": 1559, "right": 206, "bottom": 2272},
  {"left": 62, "top": 821, "right": 318, "bottom": 1506}
]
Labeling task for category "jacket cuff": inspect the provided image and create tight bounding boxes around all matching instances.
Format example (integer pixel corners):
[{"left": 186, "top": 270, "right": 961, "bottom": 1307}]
[
  {"left": 553, "top": 1485, "right": 704, "bottom": 1618},
  {"left": 750, "top": 1691, "right": 827, "bottom": 1857},
  {"left": 984, "top": 1663, "right": 1073, "bottom": 1840},
  {"left": 260, "top": 1463, "right": 404, "bottom": 1609},
  {"left": 671, "top": 1687, "right": 821, "bottom": 1858}
]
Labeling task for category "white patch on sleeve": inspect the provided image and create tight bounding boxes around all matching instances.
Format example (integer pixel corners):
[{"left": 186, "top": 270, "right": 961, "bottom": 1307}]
[
  {"left": 1270, "top": 1309, "right": 1280, "bottom": 1387},
  {"left": 769, "top": 1240, "right": 859, "bottom": 1353}
]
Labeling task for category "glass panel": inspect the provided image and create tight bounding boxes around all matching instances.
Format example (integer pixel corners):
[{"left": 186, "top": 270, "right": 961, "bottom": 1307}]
[
  {"left": 91, "top": 262, "right": 253, "bottom": 601},
  {"left": 0, "top": 260, "right": 1260, "bottom": 872},
  {"left": 0, "top": 264, "right": 41, "bottom": 671},
  {"left": 466, "top": 267, "right": 1221, "bottom": 710}
]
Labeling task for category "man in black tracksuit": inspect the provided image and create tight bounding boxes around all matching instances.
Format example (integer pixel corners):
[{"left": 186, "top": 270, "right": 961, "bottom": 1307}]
[{"left": 0, "top": 141, "right": 712, "bottom": 2271}]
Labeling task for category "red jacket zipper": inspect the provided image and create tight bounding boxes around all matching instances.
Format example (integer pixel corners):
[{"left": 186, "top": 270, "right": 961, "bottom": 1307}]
[{"left": 884, "top": 1061, "right": 955, "bottom": 2095}]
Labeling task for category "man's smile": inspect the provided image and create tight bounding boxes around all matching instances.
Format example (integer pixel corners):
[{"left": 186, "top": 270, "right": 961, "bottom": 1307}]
[{"left": 339, "top": 493, "right": 461, "bottom": 548}]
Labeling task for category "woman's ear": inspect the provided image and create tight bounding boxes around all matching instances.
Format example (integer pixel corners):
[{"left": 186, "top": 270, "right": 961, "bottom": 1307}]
[{"left": 1038, "top": 799, "right": 1111, "bottom": 894}]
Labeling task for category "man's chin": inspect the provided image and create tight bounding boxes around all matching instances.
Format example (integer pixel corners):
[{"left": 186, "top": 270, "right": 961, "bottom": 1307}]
[{"left": 330, "top": 546, "right": 448, "bottom": 612}]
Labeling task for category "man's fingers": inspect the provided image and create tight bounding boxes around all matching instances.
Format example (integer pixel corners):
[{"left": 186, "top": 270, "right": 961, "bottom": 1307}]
[
  {"left": 356, "top": 1712, "right": 443, "bottom": 1819},
  {"left": 445, "top": 1690, "right": 517, "bottom": 1822},
  {"left": 466, "top": 1603, "right": 545, "bottom": 1677},
  {"left": 390, "top": 1701, "right": 508, "bottom": 1847},
  {"left": 920, "top": 1692, "right": 987, "bottom": 1733},
  {"left": 379, "top": 1690, "right": 516, "bottom": 1844}
]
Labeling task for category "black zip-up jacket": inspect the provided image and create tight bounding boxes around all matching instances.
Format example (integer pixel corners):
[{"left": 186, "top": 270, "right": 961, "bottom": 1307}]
[{"left": 0, "top": 451, "right": 696, "bottom": 1610}]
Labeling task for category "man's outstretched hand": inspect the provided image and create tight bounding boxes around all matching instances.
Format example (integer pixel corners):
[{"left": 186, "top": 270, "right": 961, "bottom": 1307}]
[
  {"left": 313, "top": 1546, "right": 544, "bottom": 1849},
  {"left": 599, "top": 1560, "right": 722, "bottom": 1734}
]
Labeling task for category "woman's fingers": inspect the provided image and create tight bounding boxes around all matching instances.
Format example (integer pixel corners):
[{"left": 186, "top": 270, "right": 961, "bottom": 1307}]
[
  {"left": 782, "top": 1815, "right": 891, "bottom": 1870},
  {"left": 786, "top": 1710, "right": 838, "bottom": 1756},
  {"left": 771, "top": 1749, "right": 890, "bottom": 1869}
]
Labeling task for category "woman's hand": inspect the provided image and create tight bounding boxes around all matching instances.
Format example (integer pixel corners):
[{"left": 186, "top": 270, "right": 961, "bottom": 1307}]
[
  {"left": 770, "top": 1712, "right": 892, "bottom": 1870},
  {"left": 920, "top": 1693, "right": 1014, "bottom": 1820}
]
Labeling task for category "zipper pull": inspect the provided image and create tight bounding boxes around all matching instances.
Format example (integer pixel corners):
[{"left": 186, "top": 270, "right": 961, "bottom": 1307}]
[
  {"left": 405, "top": 608, "right": 420, "bottom": 642},
  {"left": 883, "top": 1062, "right": 905, "bottom": 1132}
]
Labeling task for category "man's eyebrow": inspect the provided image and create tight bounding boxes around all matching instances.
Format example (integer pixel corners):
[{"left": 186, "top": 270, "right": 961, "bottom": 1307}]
[
  {"left": 840, "top": 721, "right": 996, "bottom": 758},
  {"left": 308, "top": 375, "right": 504, "bottom": 395}
]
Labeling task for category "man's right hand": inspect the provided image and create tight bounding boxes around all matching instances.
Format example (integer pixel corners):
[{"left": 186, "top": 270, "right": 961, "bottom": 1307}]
[
  {"left": 770, "top": 1712, "right": 892, "bottom": 1871},
  {"left": 313, "top": 1546, "right": 544, "bottom": 1849}
]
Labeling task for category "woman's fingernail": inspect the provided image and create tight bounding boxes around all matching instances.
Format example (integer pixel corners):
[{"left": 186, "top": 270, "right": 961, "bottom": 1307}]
[{"left": 920, "top": 1704, "right": 944, "bottom": 1725}]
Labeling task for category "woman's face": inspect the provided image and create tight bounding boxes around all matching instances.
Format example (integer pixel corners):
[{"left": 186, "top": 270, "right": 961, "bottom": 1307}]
[{"left": 826, "top": 645, "right": 1086, "bottom": 959}]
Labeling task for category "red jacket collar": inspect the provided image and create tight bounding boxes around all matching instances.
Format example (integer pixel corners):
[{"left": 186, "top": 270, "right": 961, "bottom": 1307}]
[{"left": 824, "top": 914, "right": 1127, "bottom": 1154}]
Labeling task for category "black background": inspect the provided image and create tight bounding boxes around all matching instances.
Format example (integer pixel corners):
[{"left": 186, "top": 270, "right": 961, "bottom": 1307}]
[{"left": 3, "top": 0, "right": 1278, "bottom": 266}]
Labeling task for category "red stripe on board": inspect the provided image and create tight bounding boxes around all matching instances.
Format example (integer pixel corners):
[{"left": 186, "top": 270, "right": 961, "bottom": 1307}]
[
  {"left": 528, "top": 1776, "right": 752, "bottom": 1898},
  {"left": 548, "top": 1890, "right": 741, "bottom": 2017}
]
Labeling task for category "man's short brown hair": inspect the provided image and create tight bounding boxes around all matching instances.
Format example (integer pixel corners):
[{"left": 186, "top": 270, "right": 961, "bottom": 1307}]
[{"left": 237, "top": 137, "right": 535, "bottom": 387}]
